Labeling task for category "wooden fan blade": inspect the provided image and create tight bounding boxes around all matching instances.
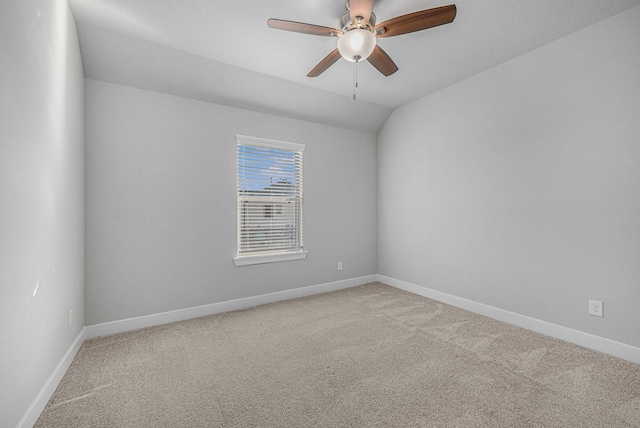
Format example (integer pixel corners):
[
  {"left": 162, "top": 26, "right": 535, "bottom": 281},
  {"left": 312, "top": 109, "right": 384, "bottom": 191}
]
[
  {"left": 267, "top": 19, "right": 339, "bottom": 37},
  {"left": 367, "top": 45, "right": 398, "bottom": 76},
  {"left": 307, "top": 49, "right": 342, "bottom": 77},
  {"left": 350, "top": 0, "right": 374, "bottom": 25},
  {"left": 374, "top": 4, "right": 456, "bottom": 38}
]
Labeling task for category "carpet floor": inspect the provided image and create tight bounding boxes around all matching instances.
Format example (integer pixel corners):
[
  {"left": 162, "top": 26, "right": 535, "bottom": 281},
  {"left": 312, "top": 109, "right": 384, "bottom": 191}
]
[{"left": 35, "top": 282, "right": 640, "bottom": 427}]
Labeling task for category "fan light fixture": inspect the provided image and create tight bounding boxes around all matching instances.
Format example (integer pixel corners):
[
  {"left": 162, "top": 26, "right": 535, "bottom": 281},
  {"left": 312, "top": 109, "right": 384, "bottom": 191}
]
[{"left": 337, "top": 29, "right": 376, "bottom": 62}]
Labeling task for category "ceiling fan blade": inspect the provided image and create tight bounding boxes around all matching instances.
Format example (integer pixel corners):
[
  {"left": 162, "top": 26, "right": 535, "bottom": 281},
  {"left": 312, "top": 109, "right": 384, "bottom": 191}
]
[
  {"left": 367, "top": 45, "right": 398, "bottom": 76},
  {"left": 374, "top": 4, "right": 456, "bottom": 38},
  {"left": 349, "top": 0, "right": 374, "bottom": 25},
  {"left": 307, "top": 49, "right": 342, "bottom": 77},
  {"left": 267, "top": 19, "right": 339, "bottom": 37}
]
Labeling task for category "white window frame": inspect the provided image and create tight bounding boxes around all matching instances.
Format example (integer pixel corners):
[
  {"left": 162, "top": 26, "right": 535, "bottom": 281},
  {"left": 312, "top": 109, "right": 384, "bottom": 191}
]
[{"left": 233, "top": 135, "right": 307, "bottom": 266}]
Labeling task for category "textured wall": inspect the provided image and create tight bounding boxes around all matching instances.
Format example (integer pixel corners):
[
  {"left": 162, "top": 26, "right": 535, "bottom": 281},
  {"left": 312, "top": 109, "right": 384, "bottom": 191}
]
[
  {"left": 377, "top": 7, "right": 640, "bottom": 347},
  {"left": 0, "top": 0, "right": 85, "bottom": 426},
  {"left": 84, "top": 80, "right": 377, "bottom": 325}
]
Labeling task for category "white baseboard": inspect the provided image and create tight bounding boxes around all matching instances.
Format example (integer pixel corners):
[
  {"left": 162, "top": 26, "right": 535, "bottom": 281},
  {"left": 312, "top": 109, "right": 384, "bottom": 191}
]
[
  {"left": 86, "top": 275, "right": 377, "bottom": 339},
  {"left": 378, "top": 275, "right": 640, "bottom": 365},
  {"left": 17, "top": 328, "right": 86, "bottom": 428}
]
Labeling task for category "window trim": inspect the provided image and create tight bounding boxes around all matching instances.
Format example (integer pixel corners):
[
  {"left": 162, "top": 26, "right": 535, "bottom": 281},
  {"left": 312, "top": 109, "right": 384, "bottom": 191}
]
[
  {"left": 233, "top": 249, "right": 307, "bottom": 266},
  {"left": 233, "top": 135, "right": 307, "bottom": 267}
]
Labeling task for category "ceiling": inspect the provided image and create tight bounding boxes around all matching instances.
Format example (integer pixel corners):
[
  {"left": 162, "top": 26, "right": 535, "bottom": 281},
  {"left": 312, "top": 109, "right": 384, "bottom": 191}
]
[{"left": 68, "top": 0, "right": 640, "bottom": 133}]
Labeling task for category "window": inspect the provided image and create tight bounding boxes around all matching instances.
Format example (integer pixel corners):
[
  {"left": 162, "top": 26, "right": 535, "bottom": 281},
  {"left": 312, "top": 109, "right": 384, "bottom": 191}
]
[{"left": 234, "top": 135, "right": 306, "bottom": 266}]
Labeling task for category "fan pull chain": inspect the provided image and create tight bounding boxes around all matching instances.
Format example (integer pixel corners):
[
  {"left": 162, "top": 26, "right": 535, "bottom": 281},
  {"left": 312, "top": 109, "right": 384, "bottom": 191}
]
[{"left": 353, "top": 60, "right": 359, "bottom": 101}]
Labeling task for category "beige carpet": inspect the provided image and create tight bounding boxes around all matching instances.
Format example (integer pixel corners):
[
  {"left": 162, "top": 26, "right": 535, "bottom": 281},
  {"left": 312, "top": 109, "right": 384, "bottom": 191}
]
[{"left": 36, "top": 282, "right": 640, "bottom": 427}]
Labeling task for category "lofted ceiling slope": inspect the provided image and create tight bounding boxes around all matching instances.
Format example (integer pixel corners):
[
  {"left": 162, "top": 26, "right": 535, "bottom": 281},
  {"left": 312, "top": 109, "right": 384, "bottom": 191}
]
[{"left": 69, "top": 0, "right": 640, "bottom": 133}]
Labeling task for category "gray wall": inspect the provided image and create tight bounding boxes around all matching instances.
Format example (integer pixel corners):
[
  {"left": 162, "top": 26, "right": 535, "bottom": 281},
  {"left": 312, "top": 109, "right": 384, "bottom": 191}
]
[
  {"left": 85, "top": 80, "right": 377, "bottom": 325},
  {"left": 378, "top": 6, "right": 640, "bottom": 347},
  {"left": 0, "top": 0, "right": 85, "bottom": 426}
]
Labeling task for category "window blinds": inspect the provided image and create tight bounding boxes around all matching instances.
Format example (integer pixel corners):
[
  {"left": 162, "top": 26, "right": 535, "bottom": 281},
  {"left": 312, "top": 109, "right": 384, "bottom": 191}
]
[{"left": 236, "top": 136, "right": 304, "bottom": 256}]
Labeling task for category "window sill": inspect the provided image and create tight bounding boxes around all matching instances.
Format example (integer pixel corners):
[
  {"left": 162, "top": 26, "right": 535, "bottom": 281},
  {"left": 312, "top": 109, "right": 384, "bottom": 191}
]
[{"left": 233, "top": 250, "right": 308, "bottom": 267}]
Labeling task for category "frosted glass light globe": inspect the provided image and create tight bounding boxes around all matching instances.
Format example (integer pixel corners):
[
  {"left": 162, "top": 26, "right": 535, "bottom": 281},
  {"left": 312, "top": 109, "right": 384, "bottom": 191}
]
[{"left": 337, "top": 29, "right": 376, "bottom": 62}]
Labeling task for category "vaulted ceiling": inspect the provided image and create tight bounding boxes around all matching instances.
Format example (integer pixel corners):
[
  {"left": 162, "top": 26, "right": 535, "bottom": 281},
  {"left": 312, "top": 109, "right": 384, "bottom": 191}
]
[{"left": 69, "top": 0, "right": 640, "bottom": 133}]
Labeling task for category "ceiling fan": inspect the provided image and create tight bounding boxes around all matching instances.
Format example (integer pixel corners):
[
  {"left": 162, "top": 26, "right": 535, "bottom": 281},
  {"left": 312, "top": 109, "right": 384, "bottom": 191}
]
[{"left": 267, "top": 0, "right": 457, "bottom": 78}]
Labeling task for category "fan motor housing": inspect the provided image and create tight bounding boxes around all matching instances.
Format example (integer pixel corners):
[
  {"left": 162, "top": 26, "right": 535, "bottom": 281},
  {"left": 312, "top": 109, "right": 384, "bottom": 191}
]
[{"left": 339, "top": 10, "right": 376, "bottom": 32}]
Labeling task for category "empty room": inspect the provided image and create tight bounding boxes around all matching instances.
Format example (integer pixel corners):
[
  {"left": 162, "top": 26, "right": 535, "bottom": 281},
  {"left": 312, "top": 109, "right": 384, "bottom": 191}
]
[{"left": 2, "top": 0, "right": 640, "bottom": 427}]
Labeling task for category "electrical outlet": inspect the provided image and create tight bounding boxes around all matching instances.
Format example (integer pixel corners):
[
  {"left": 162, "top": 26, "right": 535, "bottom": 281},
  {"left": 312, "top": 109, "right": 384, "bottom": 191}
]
[
  {"left": 337, "top": 261, "right": 343, "bottom": 271},
  {"left": 68, "top": 310, "right": 73, "bottom": 328},
  {"left": 588, "top": 300, "right": 603, "bottom": 317}
]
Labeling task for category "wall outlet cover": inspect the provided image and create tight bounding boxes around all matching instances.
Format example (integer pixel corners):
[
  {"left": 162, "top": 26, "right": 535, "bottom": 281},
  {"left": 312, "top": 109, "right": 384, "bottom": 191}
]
[{"left": 589, "top": 300, "right": 603, "bottom": 317}]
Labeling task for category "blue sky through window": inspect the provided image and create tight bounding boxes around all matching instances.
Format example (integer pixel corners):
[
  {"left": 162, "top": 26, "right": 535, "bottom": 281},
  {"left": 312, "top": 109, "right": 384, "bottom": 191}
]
[{"left": 238, "top": 145, "right": 298, "bottom": 191}]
